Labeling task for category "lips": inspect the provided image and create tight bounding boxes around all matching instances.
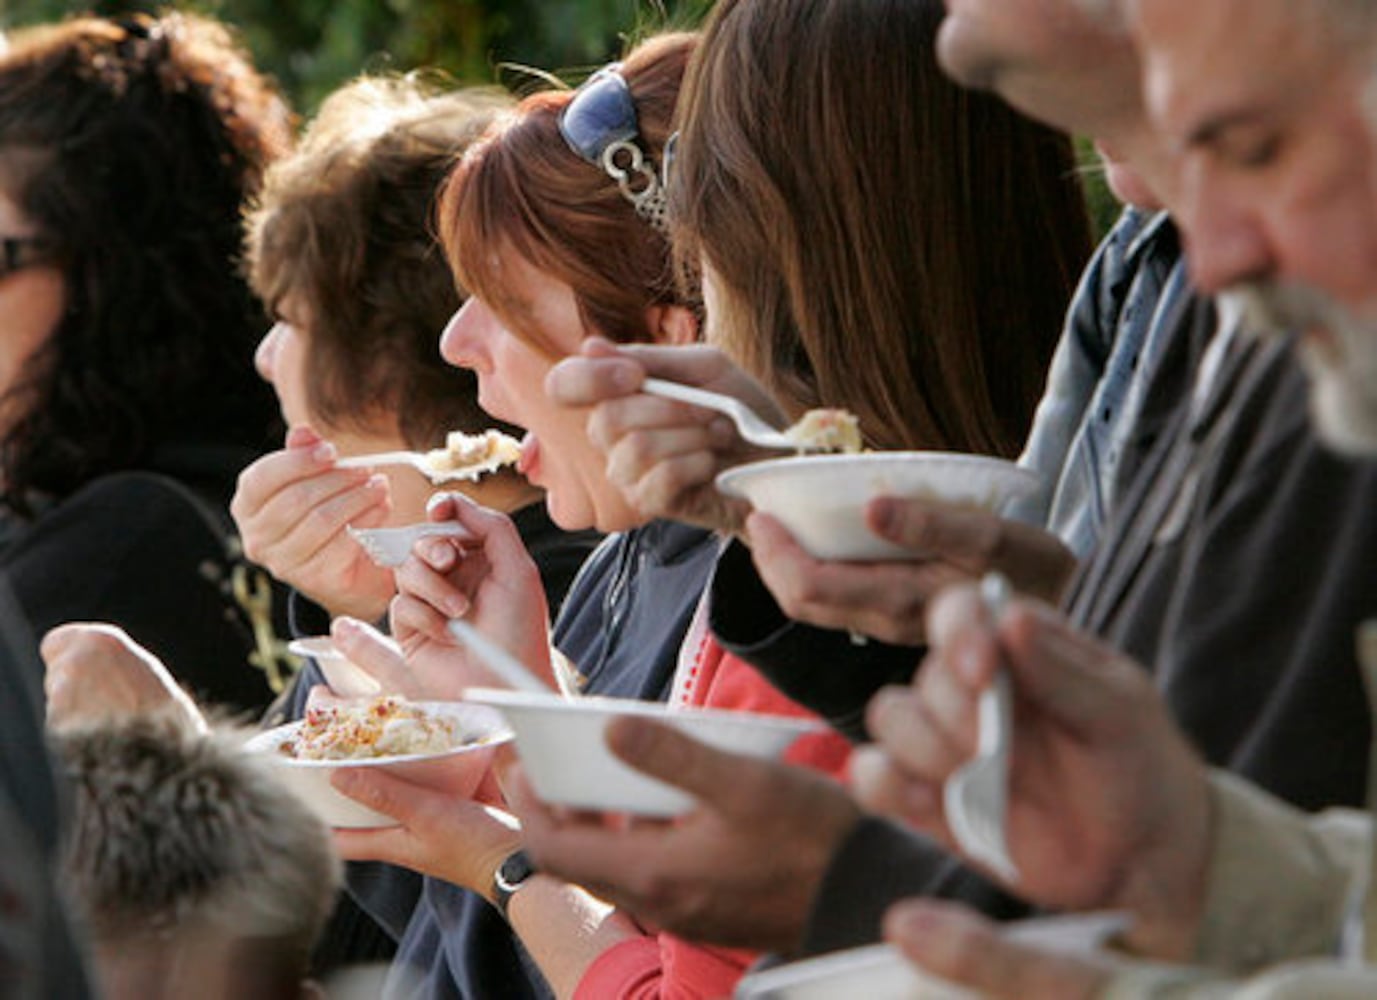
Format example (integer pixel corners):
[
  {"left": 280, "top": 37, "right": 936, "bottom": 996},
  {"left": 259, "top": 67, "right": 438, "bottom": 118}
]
[{"left": 517, "top": 432, "right": 540, "bottom": 479}]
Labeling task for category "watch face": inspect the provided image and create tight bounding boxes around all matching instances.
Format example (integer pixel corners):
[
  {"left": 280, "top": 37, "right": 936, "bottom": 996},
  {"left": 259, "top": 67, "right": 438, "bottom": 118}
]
[{"left": 496, "top": 849, "right": 536, "bottom": 892}]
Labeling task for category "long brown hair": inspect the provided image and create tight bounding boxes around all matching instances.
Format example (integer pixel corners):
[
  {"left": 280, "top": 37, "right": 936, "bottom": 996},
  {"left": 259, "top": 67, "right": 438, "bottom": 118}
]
[
  {"left": 438, "top": 33, "right": 697, "bottom": 353},
  {"left": 672, "top": 0, "right": 1091, "bottom": 456}
]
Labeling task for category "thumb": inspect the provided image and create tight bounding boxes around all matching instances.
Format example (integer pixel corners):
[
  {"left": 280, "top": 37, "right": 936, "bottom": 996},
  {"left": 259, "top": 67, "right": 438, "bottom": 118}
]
[
  {"left": 285, "top": 424, "right": 322, "bottom": 449},
  {"left": 330, "top": 617, "right": 408, "bottom": 691},
  {"left": 605, "top": 715, "right": 746, "bottom": 803},
  {"left": 579, "top": 335, "right": 624, "bottom": 358},
  {"left": 867, "top": 497, "right": 996, "bottom": 565},
  {"left": 545, "top": 344, "right": 646, "bottom": 407},
  {"left": 885, "top": 899, "right": 1109, "bottom": 1000}
]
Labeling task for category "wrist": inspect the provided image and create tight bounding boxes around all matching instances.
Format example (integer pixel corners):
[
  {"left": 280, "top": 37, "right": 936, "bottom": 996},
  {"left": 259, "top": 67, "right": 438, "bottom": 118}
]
[
  {"left": 489, "top": 847, "right": 537, "bottom": 920},
  {"left": 1116, "top": 766, "right": 1212, "bottom": 960}
]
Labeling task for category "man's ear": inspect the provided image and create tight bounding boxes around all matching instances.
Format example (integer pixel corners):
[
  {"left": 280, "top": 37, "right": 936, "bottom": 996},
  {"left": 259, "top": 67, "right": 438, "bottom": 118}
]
[{"left": 645, "top": 304, "right": 699, "bottom": 346}]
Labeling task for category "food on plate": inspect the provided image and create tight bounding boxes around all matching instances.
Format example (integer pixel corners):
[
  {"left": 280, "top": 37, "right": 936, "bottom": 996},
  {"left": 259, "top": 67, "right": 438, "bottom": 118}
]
[
  {"left": 281, "top": 696, "right": 468, "bottom": 760},
  {"left": 784, "top": 408, "right": 863, "bottom": 453},
  {"left": 421, "top": 429, "right": 521, "bottom": 479}
]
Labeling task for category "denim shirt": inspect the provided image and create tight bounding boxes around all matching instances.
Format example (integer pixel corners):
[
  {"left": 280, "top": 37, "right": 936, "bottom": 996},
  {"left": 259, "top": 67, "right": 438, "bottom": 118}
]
[{"left": 1011, "top": 207, "right": 1185, "bottom": 558}]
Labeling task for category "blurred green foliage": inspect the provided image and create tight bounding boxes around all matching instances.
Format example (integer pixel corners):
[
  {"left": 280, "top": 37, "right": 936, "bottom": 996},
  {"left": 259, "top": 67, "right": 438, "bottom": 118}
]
[
  {"left": 1075, "top": 135, "right": 1123, "bottom": 241},
  {"left": 1, "top": 0, "right": 711, "bottom": 111},
  {"left": 1, "top": 0, "right": 1118, "bottom": 235}
]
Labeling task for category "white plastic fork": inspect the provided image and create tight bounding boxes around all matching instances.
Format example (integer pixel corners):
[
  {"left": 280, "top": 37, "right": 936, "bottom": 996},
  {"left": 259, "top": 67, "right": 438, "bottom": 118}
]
[
  {"left": 641, "top": 378, "right": 805, "bottom": 451},
  {"left": 446, "top": 619, "right": 551, "bottom": 695},
  {"left": 943, "top": 572, "right": 1018, "bottom": 883},
  {"left": 347, "top": 521, "right": 470, "bottom": 568},
  {"left": 336, "top": 449, "right": 509, "bottom": 484}
]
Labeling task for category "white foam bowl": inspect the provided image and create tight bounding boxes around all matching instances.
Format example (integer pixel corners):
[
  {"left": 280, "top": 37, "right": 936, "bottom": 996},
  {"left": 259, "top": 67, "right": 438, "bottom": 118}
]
[
  {"left": 735, "top": 944, "right": 972, "bottom": 1000},
  {"left": 736, "top": 913, "right": 1131, "bottom": 999},
  {"left": 716, "top": 452, "right": 1040, "bottom": 562},
  {"left": 464, "top": 688, "right": 819, "bottom": 817},
  {"left": 287, "top": 637, "right": 384, "bottom": 699},
  {"left": 245, "top": 701, "right": 511, "bottom": 829}
]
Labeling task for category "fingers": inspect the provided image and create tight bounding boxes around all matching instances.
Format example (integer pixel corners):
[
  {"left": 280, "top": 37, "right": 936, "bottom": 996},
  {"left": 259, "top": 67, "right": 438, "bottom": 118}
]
[
  {"left": 332, "top": 767, "right": 411, "bottom": 820},
  {"left": 330, "top": 617, "right": 409, "bottom": 692},
  {"left": 866, "top": 498, "right": 1002, "bottom": 569},
  {"left": 847, "top": 745, "right": 946, "bottom": 833},
  {"left": 603, "top": 341, "right": 739, "bottom": 387},
  {"left": 41, "top": 623, "right": 204, "bottom": 732},
  {"left": 628, "top": 451, "right": 732, "bottom": 526},
  {"left": 439, "top": 495, "right": 543, "bottom": 594},
  {"left": 604, "top": 716, "right": 748, "bottom": 800},
  {"left": 506, "top": 761, "right": 679, "bottom": 904},
  {"left": 390, "top": 592, "right": 458, "bottom": 646},
  {"left": 598, "top": 414, "right": 733, "bottom": 480},
  {"left": 330, "top": 769, "right": 427, "bottom": 867},
  {"left": 864, "top": 678, "right": 975, "bottom": 784},
  {"left": 394, "top": 546, "right": 472, "bottom": 621},
  {"left": 746, "top": 513, "right": 961, "bottom": 644},
  {"left": 545, "top": 346, "right": 647, "bottom": 408},
  {"left": 233, "top": 439, "right": 389, "bottom": 572},
  {"left": 865, "top": 498, "right": 1077, "bottom": 604},
  {"left": 926, "top": 585, "right": 1161, "bottom": 750},
  {"left": 39, "top": 620, "right": 123, "bottom": 666},
  {"left": 584, "top": 392, "right": 744, "bottom": 529},
  {"left": 998, "top": 603, "right": 1156, "bottom": 740},
  {"left": 604, "top": 717, "right": 817, "bottom": 826},
  {"left": 884, "top": 900, "right": 1110, "bottom": 1000},
  {"left": 268, "top": 477, "right": 392, "bottom": 575},
  {"left": 923, "top": 580, "right": 997, "bottom": 651},
  {"left": 591, "top": 395, "right": 739, "bottom": 519},
  {"left": 589, "top": 392, "right": 736, "bottom": 450}
]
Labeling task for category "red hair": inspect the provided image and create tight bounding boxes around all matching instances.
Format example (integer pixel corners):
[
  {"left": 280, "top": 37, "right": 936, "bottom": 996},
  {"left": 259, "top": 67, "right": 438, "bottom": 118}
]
[{"left": 438, "top": 32, "right": 697, "bottom": 355}]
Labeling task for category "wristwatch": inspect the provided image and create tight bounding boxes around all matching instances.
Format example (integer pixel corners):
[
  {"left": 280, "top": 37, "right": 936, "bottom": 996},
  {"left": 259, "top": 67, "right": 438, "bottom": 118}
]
[{"left": 492, "top": 848, "right": 536, "bottom": 920}]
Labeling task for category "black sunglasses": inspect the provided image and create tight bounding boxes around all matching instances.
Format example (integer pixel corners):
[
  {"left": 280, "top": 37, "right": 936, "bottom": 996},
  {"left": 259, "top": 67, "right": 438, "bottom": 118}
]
[{"left": 0, "top": 237, "right": 58, "bottom": 280}]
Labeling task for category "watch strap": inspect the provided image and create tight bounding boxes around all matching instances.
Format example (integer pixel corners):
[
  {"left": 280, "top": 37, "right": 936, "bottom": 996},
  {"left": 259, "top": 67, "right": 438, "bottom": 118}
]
[{"left": 492, "top": 848, "right": 536, "bottom": 920}]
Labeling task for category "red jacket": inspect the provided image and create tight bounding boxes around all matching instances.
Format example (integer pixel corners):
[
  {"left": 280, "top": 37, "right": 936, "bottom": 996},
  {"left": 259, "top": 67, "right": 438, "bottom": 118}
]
[{"left": 573, "top": 633, "right": 852, "bottom": 999}]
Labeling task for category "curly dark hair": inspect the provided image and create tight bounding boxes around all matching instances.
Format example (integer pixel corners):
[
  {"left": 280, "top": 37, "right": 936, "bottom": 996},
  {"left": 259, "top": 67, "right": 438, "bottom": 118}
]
[
  {"left": 246, "top": 75, "right": 518, "bottom": 450},
  {"left": 0, "top": 12, "right": 293, "bottom": 513}
]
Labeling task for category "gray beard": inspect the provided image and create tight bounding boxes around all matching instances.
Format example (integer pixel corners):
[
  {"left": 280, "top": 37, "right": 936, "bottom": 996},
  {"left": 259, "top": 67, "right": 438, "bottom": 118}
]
[{"left": 1219, "top": 281, "right": 1377, "bottom": 456}]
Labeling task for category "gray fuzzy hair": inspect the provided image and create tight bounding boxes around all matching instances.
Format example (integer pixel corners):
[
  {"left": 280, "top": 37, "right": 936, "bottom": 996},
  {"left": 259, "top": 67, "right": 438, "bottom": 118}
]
[{"left": 55, "top": 710, "right": 341, "bottom": 957}]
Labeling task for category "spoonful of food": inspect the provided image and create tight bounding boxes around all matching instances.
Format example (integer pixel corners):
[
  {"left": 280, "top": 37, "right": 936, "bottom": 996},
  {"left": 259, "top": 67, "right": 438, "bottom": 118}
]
[
  {"left": 640, "top": 378, "right": 862, "bottom": 453},
  {"left": 336, "top": 429, "right": 521, "bottom": 485}
]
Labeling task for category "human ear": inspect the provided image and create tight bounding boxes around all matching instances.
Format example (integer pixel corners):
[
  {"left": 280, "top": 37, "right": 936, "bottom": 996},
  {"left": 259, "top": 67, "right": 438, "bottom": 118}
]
[{"left": 645, "top": 304, "right": 699, "bottom": 347}]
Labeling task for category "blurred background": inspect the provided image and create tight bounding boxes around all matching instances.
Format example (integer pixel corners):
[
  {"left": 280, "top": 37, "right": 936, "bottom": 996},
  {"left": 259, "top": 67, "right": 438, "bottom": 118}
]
[
  {"left": 1, "top": 0, "right": 710, "bottom": 110},
  {"left": 0, "top": 0, "right": 1117, "bottom": 232}
]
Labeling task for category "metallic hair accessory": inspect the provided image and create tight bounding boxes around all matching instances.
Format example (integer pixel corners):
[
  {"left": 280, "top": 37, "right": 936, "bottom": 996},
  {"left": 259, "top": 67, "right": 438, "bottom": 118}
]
[{"left": 558, "top": 64, "right": 671, "bottom": 237}]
